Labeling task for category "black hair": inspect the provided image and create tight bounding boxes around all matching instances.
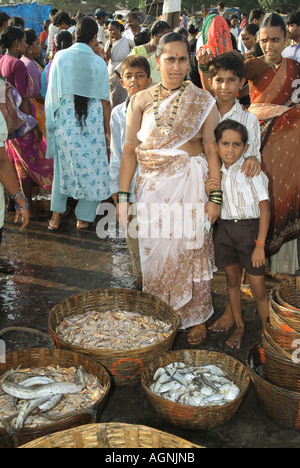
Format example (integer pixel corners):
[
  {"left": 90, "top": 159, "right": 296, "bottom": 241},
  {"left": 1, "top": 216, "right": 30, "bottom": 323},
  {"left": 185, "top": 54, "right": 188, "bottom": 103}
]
[
  {"left": 260, "top": 12, "right": 286, "bottom": 37},
  {"left": 109, "top": 20, "right": 122, "bottom": 30},
  {"left": 53, "top": 11, "right": 72, "bottom": 27},
  {"left": 155, "top": 31, "right": 189, "bottom": 58},
  {"left": 215, "top": 119, "right": 248, "bottom": 145},
  {"left": 218, "top": 2, "right": 225, "bottom": 8},
  {"left": 247, "top": 41, "right": 263, "bottom": 57},
  {"left": 8, "top": 16, "right": 25, "bottom": 29},
  {"left": 0, "top": 25, "right": 25, "bottom": 49},
  {"left": 286, "top": 11, "right": 300, "bottom": 26},
  {"left": 134, "top": 29, "right": 150, "bottom": 46},
  {"left": 209, "top": 50, "right": 245, "bottom": 81},
  {"left": 249, "top": 9, "right": 264, "bottom": 23},
  {"left": 150, "top": 20, "right": 170, "bottom": 37},
  {"left": 53, "top": 30, "right": 73, "bottom": 50},
  {"left": 188, "top": 24, "right": 198, "bottom": 35},
  {"left": 75, "top": 15, "right": 98, "bottom": 44},
  {"left": 24, "top": 28, "right": 37, "bottom": 46},
  {"left": 242, "top": 23, "right": 259, "bottom": 36},
  {"left": 173, "top": 27, "right": 188, "bottom": 37},
  {"left": 49, "top": 8, "right": 58, "bottom": 17},
  {"left": 0, "top": 12, "right": 10, "bottom": 28},
  {"left": 74, "top": 16, "right": 99, "bottom": 129},
  {"left": 120, "top": 54, "right": 151, "bottom": 78},
  {"left": 44, "top": 19, "right": 51, "bottom": 30}
]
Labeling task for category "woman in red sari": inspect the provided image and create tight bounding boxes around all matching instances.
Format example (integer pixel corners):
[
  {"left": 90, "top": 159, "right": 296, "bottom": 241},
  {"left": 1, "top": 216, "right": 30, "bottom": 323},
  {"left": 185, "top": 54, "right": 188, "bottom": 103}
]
[{"left": 244, "top": 13, "right": 300, "bottom": 277}]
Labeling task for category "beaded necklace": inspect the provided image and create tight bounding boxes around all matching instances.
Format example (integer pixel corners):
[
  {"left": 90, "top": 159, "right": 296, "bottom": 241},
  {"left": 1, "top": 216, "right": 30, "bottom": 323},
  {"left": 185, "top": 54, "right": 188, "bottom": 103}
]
[{"left": 153, "top": 81, "right": 188, "bottom": 136}]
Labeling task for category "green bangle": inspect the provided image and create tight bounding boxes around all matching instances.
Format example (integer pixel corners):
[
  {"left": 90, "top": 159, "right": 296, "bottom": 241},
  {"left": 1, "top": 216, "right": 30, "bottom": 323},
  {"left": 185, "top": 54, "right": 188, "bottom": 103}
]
[{"left": 198, "top": 64, "right": 209, "bottom": 73}]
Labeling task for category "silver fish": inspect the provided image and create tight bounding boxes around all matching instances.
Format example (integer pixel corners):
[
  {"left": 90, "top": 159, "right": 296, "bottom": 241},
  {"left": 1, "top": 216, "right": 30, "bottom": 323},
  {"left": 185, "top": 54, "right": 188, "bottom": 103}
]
[
  {"left": 15, "top": 396, "right": 50, "bottom": 429},
  {"left": 2, "top": 366, "right": 86, "bottom": 400}
]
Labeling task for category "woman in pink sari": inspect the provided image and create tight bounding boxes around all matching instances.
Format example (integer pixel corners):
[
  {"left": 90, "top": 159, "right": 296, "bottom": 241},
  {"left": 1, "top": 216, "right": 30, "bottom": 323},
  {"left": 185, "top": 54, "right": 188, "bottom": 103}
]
[
  {"left": 0, "top": 26, "right": 53, "bottom": 217},
  {"left": 244, "top": 13, "right": 300, "bottom": 276}
]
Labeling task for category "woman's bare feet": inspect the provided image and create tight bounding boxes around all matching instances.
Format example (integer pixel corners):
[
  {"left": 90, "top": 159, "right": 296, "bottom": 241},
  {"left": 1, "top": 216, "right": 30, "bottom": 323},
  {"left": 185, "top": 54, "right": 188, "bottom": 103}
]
[
  {"left": 226, "top": 325, "right": 245, "bottom": 349},
  {"left": 187, "top": 323, "right": 207, "bottom": 346}
]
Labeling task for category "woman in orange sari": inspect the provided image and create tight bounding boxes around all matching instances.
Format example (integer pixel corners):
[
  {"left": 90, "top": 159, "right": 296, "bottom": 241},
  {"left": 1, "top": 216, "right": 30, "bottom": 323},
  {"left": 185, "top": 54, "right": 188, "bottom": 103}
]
[{"left": 244, "top": 13, "right": 300, "bottom": 276}]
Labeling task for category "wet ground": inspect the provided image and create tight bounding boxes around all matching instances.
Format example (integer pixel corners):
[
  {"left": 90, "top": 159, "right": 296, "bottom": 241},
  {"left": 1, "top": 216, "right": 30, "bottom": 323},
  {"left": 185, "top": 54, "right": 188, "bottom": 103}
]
[{"left": 0, "top": 201, "right": 300, "bottom": 448}]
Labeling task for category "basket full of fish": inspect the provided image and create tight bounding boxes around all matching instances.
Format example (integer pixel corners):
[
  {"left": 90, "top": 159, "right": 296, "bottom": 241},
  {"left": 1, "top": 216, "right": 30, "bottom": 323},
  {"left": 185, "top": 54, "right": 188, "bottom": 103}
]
[
  {"left": 48, "top": 288, "right": 180, "bottom": 386},
  {"left": 0, "top": 347, "right": 111, "bottom": 448},
  {"left": 141, "top": 349, "right": 250, "bottom": 430}
]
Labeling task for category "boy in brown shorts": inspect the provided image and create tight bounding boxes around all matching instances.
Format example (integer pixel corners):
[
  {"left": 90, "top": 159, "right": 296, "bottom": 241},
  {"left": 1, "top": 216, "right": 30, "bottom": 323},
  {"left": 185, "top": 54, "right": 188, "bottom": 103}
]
[{"left": 212, "top": 119, "right": 270, "bottom": 348}]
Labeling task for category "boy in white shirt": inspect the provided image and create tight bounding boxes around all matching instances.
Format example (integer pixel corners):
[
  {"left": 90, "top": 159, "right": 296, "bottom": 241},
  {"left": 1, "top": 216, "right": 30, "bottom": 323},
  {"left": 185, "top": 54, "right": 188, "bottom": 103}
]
[
  {"left": 109, "top": 55, "right": 152, "bottom": 289},
  {"left": 211, "top": 119, "right": 270, "bottom": 349}
]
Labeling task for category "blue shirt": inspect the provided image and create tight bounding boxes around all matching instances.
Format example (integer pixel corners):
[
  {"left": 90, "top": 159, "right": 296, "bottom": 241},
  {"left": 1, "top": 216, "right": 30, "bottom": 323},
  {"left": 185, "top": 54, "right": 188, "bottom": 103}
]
[{"left": 282, "top": 41, "right": 300, "bottom": 62}]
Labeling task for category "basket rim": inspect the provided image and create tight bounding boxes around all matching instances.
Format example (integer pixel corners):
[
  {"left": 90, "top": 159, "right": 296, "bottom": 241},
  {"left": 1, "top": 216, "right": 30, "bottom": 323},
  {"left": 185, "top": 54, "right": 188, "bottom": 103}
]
[
  {"left": 141, "top": 349, "right": 251, "bottom": 411},
  {"left": 48, "top": 288, "right": 180, "bottom": 356},
  {"left": 246, "top": 342, "right": 300, "bottom": 397},
  {"left": 19, "top": 422, "right": 203, "bottom": 448}
]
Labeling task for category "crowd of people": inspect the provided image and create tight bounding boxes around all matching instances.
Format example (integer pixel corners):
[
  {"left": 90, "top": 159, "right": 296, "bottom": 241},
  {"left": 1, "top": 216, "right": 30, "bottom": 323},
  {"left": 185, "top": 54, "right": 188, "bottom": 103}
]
[{"left": 0, "top": 5, "right": 299, "bottom": 350}]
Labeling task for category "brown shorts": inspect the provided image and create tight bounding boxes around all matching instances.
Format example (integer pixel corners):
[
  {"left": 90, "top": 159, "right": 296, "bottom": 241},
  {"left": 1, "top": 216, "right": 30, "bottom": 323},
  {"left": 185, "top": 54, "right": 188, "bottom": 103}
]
[{"left": 214, "top": 218, "right": 265, "bottom": 276}]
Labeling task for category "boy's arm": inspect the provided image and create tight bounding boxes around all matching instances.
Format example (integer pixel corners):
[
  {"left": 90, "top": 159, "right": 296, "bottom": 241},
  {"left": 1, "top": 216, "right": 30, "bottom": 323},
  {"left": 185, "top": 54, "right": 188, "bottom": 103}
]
[
  {"left": 109, "top": 110, "right": 123, "bottom": 204},
  {"left": 251, "top": 199, "right": 270, "bottom": 268},
  {"left": 240, "top": 114, "right": 262, "bottom": 178}
]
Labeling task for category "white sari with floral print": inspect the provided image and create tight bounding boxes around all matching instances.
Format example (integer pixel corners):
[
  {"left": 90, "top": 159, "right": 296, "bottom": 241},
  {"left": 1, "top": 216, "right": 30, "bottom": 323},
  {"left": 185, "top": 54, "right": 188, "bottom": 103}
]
[{"left": 133, "top": 82, "right": 217, "bottom": 329}]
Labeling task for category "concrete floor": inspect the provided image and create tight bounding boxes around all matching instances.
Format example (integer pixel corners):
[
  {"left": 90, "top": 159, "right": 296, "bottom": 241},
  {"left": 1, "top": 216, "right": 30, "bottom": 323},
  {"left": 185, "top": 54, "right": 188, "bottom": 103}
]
[{"left": 0, "top": 204, "right": 300, "bottom": 448}]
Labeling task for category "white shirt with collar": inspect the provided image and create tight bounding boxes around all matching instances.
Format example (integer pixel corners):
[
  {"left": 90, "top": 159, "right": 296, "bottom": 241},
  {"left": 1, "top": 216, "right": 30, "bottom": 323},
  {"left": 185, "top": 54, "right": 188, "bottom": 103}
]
[
  {"left": 221, "top": 156, "right": 269, "bottom": 220},
  {"left": 218, "top": 99, "right": 261, "bottom": 161},
  {"left": 282, "top": 40, "right": 300, "bottom": 62},
  {"left": 123, "top": 26, "right": 146, "bottom": 42},
  {"left": 109, "top": 98, "right": 138, "bottom": 203}
]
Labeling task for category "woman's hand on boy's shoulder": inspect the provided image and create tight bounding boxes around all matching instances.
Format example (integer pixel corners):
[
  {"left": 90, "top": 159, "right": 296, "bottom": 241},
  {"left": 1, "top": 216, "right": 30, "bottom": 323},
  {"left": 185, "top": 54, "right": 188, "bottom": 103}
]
[{"left": 241, "top": 157, "right": 261, "bottom": 178}]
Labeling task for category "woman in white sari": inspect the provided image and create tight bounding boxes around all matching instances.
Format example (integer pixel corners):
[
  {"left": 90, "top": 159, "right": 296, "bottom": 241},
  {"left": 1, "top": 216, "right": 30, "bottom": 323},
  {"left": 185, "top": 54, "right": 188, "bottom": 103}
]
[
  {"left": 105, "top": 21, "right": 130, "bottom": 108},
  {"left": 117, "top": 32, "right": 221, "bottom": 345}
]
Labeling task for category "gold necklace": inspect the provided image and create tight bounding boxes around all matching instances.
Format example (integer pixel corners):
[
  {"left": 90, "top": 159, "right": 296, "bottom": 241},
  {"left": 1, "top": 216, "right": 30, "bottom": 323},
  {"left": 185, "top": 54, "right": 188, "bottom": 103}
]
[{"left": 153, "top": 81, "right": 188, "bottom": 136}]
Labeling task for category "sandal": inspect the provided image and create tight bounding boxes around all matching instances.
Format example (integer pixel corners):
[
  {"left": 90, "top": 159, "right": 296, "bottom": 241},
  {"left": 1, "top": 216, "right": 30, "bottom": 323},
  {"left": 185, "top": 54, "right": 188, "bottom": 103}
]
[
  {"left": 48, "top": 217, "right": 61, "bottom": 231},
  {"left": 76, "top": 220, "right": 90, "bottom": 230},
  {"left": 187, "top": 324, "right": 207, "bottom": 346}
]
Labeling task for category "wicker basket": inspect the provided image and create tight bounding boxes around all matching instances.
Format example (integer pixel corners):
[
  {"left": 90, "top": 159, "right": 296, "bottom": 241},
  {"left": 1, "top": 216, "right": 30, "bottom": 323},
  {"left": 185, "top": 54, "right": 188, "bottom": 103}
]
[
  {"left": 269, "top": 289, "right": 300, "bottom": 321},
  {"left": 246, "top": 343, "right": 300, "bottom": 430},
  {"left": 264, "top": 323, "right": 300, "bottom": 361},
  {"left": 275, "top": 277, "right": 300, "bottom": 312},
  {"left": 141, "top": 349, "right": 250, "bottom": 430},
  {"left": 268, "top": 301, "right": 298, "bottom": 333},
  {"left": 19, "top": 422, "right": 203, "bottom": 448},
  {"left": 48, "top": 288, "right": 180, "bottom": 386},
  {"left": 0, "top": 347, "right": 111, "bottom": 448},
  {"left": 260, "top": 336, "right": 300, "bottom": 392}
]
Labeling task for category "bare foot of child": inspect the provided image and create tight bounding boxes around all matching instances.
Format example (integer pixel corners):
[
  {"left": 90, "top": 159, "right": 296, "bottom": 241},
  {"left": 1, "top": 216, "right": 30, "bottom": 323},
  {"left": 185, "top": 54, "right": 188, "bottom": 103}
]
[
  {"left": 226, "top": 325, "right": 245, "bottom": 349},
  {"left": 209, "top": 307, "right": 234, "bottom": 332}
]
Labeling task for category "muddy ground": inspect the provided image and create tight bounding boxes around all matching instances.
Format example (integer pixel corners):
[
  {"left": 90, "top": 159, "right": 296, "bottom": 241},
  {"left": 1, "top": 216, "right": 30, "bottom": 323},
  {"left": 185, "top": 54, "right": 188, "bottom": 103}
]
[{"left": 0, "top": 204, "right": 299, "bottom": 448}]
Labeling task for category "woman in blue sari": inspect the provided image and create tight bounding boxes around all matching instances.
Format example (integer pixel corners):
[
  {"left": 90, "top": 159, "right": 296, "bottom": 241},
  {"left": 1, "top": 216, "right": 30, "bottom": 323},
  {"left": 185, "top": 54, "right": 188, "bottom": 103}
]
[{"left": 45, "top": 16, "right": 111, "bottom": 231}]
